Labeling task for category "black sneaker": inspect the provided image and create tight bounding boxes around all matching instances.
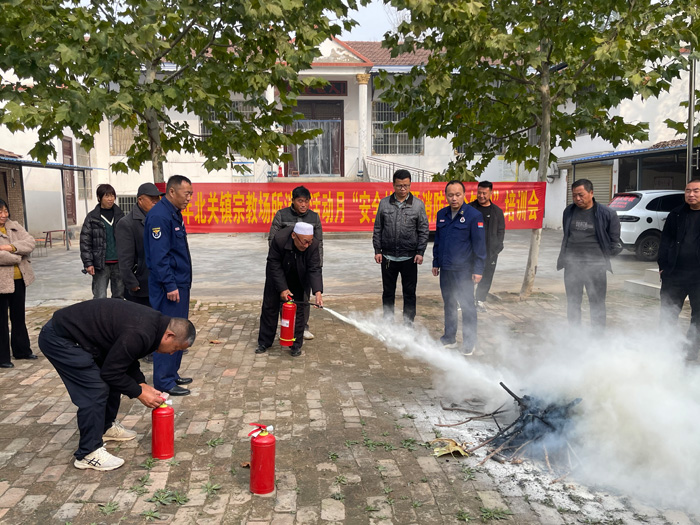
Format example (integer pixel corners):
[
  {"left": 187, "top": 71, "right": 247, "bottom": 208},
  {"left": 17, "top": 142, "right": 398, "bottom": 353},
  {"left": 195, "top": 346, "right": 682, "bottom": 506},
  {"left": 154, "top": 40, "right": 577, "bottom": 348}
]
[
  {"left": 255, "top": 344, "right": 268, "bottom": 354},
  {"left": 290, "top": 347, "right": 304, "bottom": 357}
]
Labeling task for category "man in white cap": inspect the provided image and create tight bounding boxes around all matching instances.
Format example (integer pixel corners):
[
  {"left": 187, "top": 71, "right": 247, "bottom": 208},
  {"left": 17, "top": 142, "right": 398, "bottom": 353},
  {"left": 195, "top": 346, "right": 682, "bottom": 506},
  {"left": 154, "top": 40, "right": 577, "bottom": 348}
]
[{"left": 255, "top": 223, "right": 323, "bottom": 357}]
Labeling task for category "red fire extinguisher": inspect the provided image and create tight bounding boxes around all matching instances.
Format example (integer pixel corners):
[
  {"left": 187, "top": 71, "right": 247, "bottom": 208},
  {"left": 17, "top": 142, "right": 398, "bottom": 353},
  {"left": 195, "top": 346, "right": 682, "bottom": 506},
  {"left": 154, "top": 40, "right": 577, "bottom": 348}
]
[
  {"left": 279, "top": 300, "right": 297, "bottom": 347},
  {"left": 249, "top": 423, "right": 275, "bottom": 494},
  {"left": 277, "top": 165, "right": 283, "bottom": 177},
  {"left": 152, "top": 399, "right": 174, "bottom": 460}
]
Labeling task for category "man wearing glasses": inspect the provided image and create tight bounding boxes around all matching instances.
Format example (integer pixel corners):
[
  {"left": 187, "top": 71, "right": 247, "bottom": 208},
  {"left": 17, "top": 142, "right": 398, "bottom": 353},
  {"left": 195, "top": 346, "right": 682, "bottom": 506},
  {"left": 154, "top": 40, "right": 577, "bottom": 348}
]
[
  {"left": 373, "top": 169, "right": 429, "bottom": 324},
  {"left": 256, "top": 223, "right": 323, "bottom": 357},
  {"left": 658, "top": 178, "right": 700, "bottom": 360}
]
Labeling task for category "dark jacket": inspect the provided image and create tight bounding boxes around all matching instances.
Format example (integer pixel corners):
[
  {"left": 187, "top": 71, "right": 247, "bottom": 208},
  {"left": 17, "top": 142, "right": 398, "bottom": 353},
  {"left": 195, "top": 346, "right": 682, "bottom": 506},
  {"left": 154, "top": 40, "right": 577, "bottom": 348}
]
[
  {"left": 468, "top": 200, "right": 505, "bottom": 260},
  {"left": 266, "top": 226, "right": 323, "bottom": 296},
  {"left": 557, "top": 199, "right": 622, "bottom": 272},
  {"left": 144, "top": 197, "right": 192, "bottom": 293},
  {"left": 373, "top": 193, "right": 429, "bottom": 258},
  {"left": 269, "top": 205, "right": 324, "bottom": 265},
  {"left": 80, "top": 204, "right": 125, "bottom": 271},
  {"left": 116, "top": 204, "right": 149, "bottom": 297},
  {"left": 658, "top": 203, "right": 699, "bottom": 277},
  {"left": 50, "top": 299, "right": 171, "bottom": 399},
  {"left": 433, "top": 203, "right": 487, "bottom": 274}
]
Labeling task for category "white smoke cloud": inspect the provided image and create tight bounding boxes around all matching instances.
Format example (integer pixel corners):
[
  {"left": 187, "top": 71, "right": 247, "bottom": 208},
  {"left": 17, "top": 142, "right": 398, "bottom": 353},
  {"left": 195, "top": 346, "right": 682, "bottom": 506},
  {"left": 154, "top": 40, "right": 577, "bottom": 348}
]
[{"left": 323, "top": 306, "right": 700, "bottom": 512}]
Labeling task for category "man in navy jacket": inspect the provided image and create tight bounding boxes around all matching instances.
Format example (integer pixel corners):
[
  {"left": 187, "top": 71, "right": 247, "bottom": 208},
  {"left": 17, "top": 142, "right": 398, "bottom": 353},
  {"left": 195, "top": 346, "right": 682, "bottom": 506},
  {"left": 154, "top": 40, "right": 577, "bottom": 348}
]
[
  {"left": 144, "top": 175, "right": 194, "bottom": 395},
  {"left": 433, "top": 180, "right": 487, "bottom": 355}
]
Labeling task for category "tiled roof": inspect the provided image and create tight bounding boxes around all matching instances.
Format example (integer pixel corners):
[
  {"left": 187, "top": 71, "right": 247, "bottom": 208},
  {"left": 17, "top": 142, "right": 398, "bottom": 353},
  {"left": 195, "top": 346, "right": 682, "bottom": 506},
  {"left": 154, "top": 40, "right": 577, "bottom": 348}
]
[
  {"left": 344, "top": 41, "right": 431, "bottom": 66},
  {"left": 0, "top": 148, "right": 21, "bottom": 159}
]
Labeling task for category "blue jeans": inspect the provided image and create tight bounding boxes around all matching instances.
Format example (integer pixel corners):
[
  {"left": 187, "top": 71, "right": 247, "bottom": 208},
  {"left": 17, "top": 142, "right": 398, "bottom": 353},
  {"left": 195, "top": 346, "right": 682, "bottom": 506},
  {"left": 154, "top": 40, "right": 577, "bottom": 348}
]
[
  {"left": 440, "top": 269, "right": 477, "bottom": 349},
  {"left": 150, "top": 286, "right": 190, "bottom": 391},
  {"left": 92, "top": 263, "right": 124, "bottom": 299}
]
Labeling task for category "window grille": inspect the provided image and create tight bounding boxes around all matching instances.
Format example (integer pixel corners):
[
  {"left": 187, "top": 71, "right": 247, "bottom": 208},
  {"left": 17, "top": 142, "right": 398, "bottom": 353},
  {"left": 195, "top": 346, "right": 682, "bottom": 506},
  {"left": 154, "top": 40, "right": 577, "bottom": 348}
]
[
  {"left": 118, "top": 195, "right": 137, "bottom": 214},
  {"left": 372, "top": 102, "right": 424, "bottom": 155},
  {"left": 109, "top": 119, "right": 136, "bottom": 156},
  {"left": 75, "top": 142, "right": 93, "bottom": 200},
  {"left": 200, "top": 101, "right": 255, "bottom": 136}
]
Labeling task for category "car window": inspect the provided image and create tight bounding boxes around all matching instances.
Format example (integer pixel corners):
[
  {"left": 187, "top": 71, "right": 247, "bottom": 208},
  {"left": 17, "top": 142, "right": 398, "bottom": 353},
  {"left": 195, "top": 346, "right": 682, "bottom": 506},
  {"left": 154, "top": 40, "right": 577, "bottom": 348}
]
[
  {"left": 655, "top": 194, "right": 685, "bottom": 212},
  {"left": 645, "top": 197, "right": 661, "bottom": 212},
  {"left": 609, "top": 194, "right": 640, "bottom": 211}
]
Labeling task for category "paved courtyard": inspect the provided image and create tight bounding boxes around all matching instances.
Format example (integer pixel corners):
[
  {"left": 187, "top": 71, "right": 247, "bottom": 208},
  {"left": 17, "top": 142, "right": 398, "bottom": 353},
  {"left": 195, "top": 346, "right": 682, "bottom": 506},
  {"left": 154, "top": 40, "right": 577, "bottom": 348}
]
[{"left": 1, "top": 231, "right": 698, "bottom": 524}]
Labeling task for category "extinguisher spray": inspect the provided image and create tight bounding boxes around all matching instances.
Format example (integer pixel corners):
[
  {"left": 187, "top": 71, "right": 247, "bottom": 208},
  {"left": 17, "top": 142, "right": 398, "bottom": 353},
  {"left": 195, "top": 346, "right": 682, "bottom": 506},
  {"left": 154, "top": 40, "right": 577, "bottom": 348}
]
[
  {"left": 279, "top": 301, "right": 297, "bottom": 347},
  {"left": 152, "top": 397, "right": 174, "bottom": 460},
  {"left": 248, "top": 423, "right": 276, "bottom": 494}
]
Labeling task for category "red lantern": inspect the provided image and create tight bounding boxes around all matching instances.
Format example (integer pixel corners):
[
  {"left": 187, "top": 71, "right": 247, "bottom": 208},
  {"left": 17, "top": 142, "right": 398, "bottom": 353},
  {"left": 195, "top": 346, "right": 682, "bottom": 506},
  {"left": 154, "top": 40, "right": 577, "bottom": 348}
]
[
  {"left": 249, "top": 423, "right": 276, "bottom": 494},
  {"left": 152, "top": 399, "right": 174, "bottom": 459},
  {"left": 277, "top": 165, "right": 283, "bottom": 177},
  {"left": 279, "top": 301, "right": 296, "bottom": 347}
]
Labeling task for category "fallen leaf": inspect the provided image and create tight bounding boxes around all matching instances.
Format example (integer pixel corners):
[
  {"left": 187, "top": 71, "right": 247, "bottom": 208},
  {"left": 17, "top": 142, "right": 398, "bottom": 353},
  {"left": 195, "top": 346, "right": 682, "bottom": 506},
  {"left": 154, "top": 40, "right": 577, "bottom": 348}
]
[
  {"left": 209, "top": 340, "right": 222, "bottom": 344},
  {"left": 240, "top": 461, "right": 251, "bottom": 468},
  {"left": 429, "top": 438, "right": 469, "bottom": 457}
]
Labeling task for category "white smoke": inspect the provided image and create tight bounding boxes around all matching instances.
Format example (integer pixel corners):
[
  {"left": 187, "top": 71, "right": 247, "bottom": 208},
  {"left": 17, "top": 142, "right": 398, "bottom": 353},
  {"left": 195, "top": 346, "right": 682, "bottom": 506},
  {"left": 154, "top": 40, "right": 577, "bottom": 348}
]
[{"left": 323, "top": 306, "right": 700, "bottom": 512}]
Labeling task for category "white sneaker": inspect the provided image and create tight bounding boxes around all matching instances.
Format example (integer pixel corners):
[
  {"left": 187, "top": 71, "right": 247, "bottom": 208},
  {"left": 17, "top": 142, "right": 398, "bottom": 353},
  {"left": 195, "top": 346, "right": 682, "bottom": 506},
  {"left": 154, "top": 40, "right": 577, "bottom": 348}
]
[
  {"left": 303, "top": 330, "right": 314, "bottom": 340},
  {"left": 74, "top": 446, "right": 125, "bottom": 471},
  {"left": 462, "top": 346, "right": 475, "bottom": 356},
  {"left": 476, "top": 301, "right": 487, "bottom": 313},
  {"left": 103, "top": 421, "right": 137, "bottom": 442}
]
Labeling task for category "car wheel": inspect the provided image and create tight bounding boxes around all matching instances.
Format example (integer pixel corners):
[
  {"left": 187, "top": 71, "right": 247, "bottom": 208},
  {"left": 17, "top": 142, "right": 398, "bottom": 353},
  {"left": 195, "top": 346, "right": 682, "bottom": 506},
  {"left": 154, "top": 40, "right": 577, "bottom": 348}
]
[{"left": 635, "top": 232, "right": 661, "bottom": 261}]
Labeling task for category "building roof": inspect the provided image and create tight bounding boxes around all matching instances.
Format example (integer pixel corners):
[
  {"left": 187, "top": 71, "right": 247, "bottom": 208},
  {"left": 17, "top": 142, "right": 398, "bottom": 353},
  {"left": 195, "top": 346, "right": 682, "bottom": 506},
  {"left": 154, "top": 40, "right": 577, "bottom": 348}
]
[
  {"left": 571, "top": 140, "right": 694, "bottom": 164},
  {"left": 0, "top": 148, "right": 22, "bottom": 159},
  {"left": 344, "top": 41, "right": 431, "bottom": 67}
]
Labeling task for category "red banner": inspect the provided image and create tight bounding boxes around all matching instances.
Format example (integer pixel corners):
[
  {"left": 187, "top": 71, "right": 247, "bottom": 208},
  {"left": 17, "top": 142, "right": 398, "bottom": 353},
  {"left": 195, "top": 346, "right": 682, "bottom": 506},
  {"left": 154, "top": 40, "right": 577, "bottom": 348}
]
[{"left": 171, "top": 182, "right": 546, "bottom": 233}]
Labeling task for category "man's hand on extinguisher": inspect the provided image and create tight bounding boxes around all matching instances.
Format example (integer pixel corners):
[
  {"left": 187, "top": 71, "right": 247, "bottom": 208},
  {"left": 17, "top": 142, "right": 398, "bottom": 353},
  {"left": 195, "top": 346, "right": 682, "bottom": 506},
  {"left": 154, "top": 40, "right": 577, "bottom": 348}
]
[
  {"left": 280, "top": 290, "right": 293, "bottom": 301},
  {"left": 314, "top": 291, "right": 324, "bottom": 308},
  {"left": 138, "top": 383, "right": 165, "bottom": 408}
]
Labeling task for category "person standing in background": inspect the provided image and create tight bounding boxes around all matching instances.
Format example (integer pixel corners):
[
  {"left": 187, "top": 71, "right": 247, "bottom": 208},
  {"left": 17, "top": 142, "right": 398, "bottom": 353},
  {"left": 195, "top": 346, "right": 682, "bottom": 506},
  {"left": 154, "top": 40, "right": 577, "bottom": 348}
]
[
  {"left": 144, "top": 175, "right": 194, "bottom": 396},
  {"left": 0, "top": 199, "right": 37, "bottom": 368},
  {"left": 80, "top": 184, "right": 125, "bottom": 299},
  {"left": 116, "top": 183, "right": 164, "bottom": 307},
  {"left": 469, "top": 181, "right": 505, "bottom": 312}
]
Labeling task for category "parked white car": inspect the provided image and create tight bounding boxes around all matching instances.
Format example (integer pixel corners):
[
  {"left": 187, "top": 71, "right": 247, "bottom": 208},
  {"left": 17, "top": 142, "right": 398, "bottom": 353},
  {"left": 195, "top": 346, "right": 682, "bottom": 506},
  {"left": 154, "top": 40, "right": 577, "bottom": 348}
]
[{"left": 609, "top": 190, "right": 685, "bottom": 261}]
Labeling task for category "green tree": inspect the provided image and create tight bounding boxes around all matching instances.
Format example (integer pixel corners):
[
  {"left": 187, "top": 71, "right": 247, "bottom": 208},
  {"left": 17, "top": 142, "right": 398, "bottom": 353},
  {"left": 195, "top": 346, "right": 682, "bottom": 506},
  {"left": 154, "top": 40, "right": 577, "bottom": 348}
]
[
  {"left": 0, "top": 0, "right": 360, "bottom": 181},
  {"left": 377, "top": 0, "right": 698, "bottom": 296}
]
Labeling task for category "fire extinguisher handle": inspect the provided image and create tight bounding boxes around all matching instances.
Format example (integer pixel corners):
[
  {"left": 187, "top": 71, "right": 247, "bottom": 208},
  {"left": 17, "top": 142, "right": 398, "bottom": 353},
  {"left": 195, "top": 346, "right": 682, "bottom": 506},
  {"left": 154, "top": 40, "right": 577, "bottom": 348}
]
[{"left": 248, "top": 422, "right": 267, "bottom": 436}]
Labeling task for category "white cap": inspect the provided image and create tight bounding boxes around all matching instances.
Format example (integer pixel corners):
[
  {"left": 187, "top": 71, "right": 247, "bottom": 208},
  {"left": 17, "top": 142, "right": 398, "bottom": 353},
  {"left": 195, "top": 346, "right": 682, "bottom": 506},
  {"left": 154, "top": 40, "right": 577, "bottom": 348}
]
[{"left": 293, "top": 222, "right": 313, "bottom": 236}]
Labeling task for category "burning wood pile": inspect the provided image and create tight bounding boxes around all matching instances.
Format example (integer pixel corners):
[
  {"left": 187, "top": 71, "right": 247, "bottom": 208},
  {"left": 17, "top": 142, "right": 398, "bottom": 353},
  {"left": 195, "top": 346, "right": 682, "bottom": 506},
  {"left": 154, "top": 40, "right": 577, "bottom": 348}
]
[{"left": 439, "top": 382, "right": 582, "bottom": 479}]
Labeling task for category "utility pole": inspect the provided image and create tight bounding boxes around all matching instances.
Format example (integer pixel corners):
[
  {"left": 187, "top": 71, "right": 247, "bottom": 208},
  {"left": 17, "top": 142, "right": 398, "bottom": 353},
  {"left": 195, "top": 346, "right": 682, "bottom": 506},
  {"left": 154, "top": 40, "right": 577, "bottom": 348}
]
[{"left": 688, "top": 50, "right": 697, "bottom": 182}]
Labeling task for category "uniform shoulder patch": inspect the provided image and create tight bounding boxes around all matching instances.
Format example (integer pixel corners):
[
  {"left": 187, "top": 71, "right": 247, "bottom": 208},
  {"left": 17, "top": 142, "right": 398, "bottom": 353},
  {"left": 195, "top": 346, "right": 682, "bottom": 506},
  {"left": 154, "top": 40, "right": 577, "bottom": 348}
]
[
  {"left": 477, "top": 221, "right": 484, "bottom": 228},
  {"left": 151, "top": 227, "right": 162, "bottom": 239}
]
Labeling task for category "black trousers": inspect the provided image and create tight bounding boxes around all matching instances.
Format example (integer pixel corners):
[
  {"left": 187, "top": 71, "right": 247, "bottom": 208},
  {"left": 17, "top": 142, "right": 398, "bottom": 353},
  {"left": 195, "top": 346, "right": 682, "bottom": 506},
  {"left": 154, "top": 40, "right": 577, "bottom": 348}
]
[
  {"left": 381, "top": 258, "right": 418, "bottom": 322},
  {"left": 258, "top": 282, "right": 305, "bottom": 350},
  {"left": 0, "top": 278, "right": 32, "bottom": 364},
  {"left": 475, "top": 256, "right": 498, "bottom": 302},
  {"left": 660, "top": 277, "right": 700, "bottom": 356},
  {"left": 564, "top": 262, "right": 608, "bottom": 327},
  {"left": 38, "top": 320, "right": 121, "bottom": 459},
  {"left": 125, "top": 289, "right": 151, "bottom": 307}
]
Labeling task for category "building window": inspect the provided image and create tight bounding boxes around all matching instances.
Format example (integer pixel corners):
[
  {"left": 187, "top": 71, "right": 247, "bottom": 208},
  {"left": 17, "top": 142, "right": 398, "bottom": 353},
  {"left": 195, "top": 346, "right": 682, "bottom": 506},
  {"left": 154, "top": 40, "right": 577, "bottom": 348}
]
[
  {"left": 109, "top": 119, "right": 136, "bottom": 156},
  {"left": 118, "top": 195, "right": 137, "bottom": 214},
  {"left": 200, "top": 101, "right": 255, "bottom": 137},
  {"left": 372, "top": 102, "right": 424, "bottom": 155},
  {"left": 75, "top": 142, "right": 93, "bottom": 200}
]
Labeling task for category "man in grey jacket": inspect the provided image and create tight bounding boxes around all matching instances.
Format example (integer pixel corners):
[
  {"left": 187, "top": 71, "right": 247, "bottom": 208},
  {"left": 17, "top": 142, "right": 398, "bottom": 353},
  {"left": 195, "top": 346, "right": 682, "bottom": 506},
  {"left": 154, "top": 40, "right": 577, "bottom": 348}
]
[{"left": 373, "top": 170, "right": 429, "bottom": 324}]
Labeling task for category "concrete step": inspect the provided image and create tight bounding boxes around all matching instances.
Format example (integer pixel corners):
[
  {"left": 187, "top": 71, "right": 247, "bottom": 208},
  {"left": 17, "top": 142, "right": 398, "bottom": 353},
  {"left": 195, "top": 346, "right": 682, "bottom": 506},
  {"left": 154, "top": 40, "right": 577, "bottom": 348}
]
[{"left": 643, "top": 268, "right": 660, "bottom": 284}]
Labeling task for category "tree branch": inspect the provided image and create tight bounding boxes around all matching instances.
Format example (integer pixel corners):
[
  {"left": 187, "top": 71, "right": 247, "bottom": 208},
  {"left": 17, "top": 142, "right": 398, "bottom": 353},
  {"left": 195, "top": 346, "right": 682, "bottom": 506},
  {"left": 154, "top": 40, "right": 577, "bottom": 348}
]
[
  {"left": 152, "top": 18, "right": 198, "bottom": 65},
  {"left": 163, "top": 21, "right": 221, "bottom": 84}
]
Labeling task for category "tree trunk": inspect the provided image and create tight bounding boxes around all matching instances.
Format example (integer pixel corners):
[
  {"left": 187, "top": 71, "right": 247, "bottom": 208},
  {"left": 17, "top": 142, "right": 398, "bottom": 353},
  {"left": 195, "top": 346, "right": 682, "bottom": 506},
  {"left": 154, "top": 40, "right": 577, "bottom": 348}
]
[
  {"left": 520, "top": 54, "right": 553, "bottom": 298},
  {"left": 143, "top": 61, "right": 164, "bottom": 184}
]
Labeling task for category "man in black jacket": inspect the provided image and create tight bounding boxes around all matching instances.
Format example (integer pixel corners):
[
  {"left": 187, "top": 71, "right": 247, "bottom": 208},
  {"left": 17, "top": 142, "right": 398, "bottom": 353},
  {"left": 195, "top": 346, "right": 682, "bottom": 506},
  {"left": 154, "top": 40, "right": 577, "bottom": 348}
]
[
  {"left": 658, "top": 178, "right": 700, "bottom": 359},
  {"left": 38, "top": 299, "right": 196, "bottom": 471},
  {"left": 372, "top": 170, "right": 429, "bottom": 324},
  {"left": 557, "top": 179, "right": 621, "bottom": 328},
  {"left": 80, "top": 184, "right": 125, "bottom": 299},
  {"left": 268, "top": 185, "right": 323, "bottom": 340},
  {"left": 469, "top": 181, "right": 505, "bottom": 313},
  {"left": 256, "top": 223, "right": 323, "bottom": 357},
  {"left": 115, "top": 183, "right": 164, "bottom": 307}
]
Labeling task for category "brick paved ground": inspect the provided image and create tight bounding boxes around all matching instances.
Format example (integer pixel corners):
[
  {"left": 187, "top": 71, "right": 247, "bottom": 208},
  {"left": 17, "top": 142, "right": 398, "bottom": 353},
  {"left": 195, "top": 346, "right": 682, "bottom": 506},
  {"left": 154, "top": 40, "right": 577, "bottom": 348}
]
[{"left": 1, "top": 286, "right": 698, "bottom": 524}]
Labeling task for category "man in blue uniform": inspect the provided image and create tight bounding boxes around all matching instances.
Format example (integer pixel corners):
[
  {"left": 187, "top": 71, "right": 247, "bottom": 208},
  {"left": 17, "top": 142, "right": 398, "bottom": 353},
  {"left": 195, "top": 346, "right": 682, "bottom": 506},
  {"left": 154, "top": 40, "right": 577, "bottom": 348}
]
[
  {"left": 432, "top": 180, "right": 486, "bottom": 356},
  {"left": 144, "top": 175, "right": 194, "bottom": 395}
]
